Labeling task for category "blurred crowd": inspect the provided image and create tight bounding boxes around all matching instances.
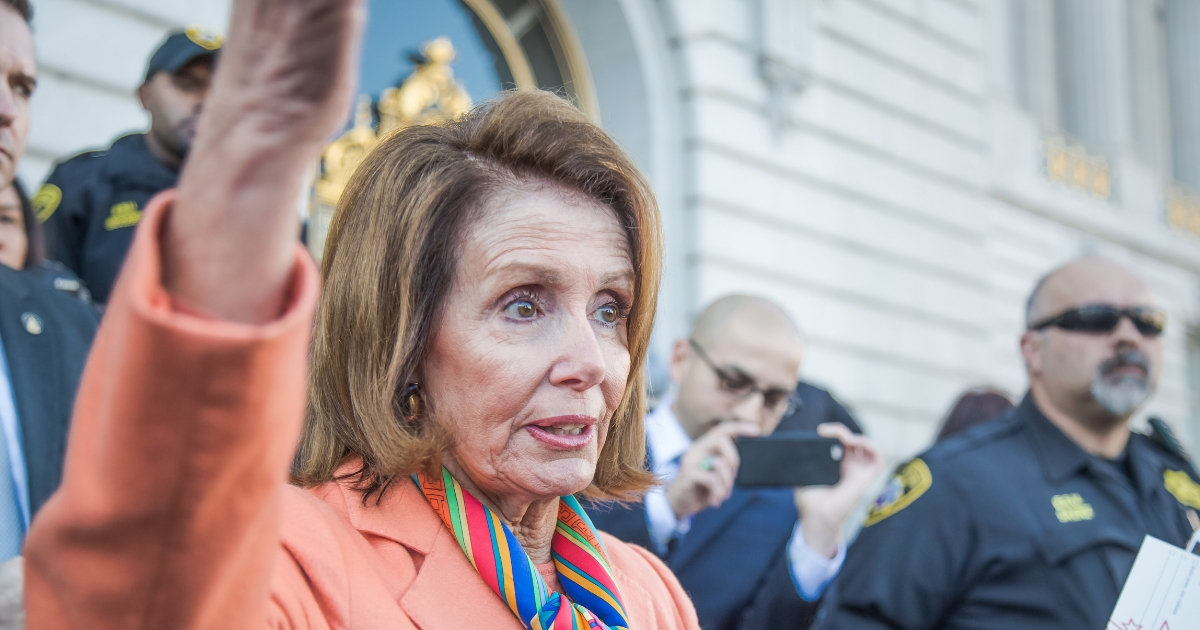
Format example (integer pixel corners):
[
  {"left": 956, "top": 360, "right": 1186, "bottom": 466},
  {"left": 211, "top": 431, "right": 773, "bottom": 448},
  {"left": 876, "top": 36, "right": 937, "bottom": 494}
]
[{"left": 1, "top": 1, "right": 1198, "bottom": 629}]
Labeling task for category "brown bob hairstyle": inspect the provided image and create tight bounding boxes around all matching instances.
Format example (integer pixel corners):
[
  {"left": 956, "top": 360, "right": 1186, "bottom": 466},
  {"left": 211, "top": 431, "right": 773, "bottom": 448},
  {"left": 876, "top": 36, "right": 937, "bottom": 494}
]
[{"left": 294, "top": 90, "right": 661, "bottom": 501}]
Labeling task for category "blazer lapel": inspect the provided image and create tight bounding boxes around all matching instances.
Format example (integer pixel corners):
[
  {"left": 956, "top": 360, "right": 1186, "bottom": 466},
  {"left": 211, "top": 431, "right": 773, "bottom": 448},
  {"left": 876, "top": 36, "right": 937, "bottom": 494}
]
[
  {"left": 668, "top": 488, "right": 756, "bottom": 570},
  {"left": 0, "top": 272, "right": 60, "bottom": 514},
  {"left": 401, "top": 526, "right": 525, "bottom": 629},
  {"left": 345, "top": 477, "right": 525, "bottom": 629}
]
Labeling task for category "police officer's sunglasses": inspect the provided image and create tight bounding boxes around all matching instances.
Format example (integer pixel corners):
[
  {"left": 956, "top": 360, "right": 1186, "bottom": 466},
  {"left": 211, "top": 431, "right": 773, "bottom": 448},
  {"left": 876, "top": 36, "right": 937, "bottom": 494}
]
[
  {"left": 687, "top": 339, "right": 797, "bottom": 412},
  {"left": 1028, "top": 304, "right": 1167, "bottom": 337}
]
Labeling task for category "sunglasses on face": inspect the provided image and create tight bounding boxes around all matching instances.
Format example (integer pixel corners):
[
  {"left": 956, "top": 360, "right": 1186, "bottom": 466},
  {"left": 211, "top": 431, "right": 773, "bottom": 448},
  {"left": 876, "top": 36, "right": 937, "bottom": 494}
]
[
  {"left": 688, "top": 339, "right": 796, "bottom": 411},
  {"left": 1028, "top": 305, "right": 1167, "bottom": 337}
]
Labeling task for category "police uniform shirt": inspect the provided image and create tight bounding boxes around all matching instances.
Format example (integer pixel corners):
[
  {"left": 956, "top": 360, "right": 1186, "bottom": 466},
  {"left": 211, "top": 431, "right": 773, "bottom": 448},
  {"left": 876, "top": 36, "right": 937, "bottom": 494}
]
[
  {"left": 35, "top": 133, "right": 178, "bottom": 304},
  {"left": 817, "top": 394, "right": 1200, "bottom": 630}
]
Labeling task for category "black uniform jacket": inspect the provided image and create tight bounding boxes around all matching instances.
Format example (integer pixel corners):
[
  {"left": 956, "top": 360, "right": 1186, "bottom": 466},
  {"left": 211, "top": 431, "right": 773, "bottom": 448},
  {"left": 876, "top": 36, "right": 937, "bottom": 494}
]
[
  {"left": 816, "top": 394, "right": 1200, "bottom": 630},
  {"left": 0, "top": 264, "right": 97, "bottom": 516},
  {"left": 588, "top": 382, "right": 862, "bottom": 630},
  {"left": 37, "top": 133, "right": 178, "bottom": 304}
]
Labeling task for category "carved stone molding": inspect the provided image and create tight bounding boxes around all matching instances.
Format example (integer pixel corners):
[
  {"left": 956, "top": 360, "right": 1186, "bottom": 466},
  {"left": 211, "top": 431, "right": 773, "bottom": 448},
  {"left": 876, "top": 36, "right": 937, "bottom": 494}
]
[{"left": 756, "top": 0, "right": 812, "bottom": 132}]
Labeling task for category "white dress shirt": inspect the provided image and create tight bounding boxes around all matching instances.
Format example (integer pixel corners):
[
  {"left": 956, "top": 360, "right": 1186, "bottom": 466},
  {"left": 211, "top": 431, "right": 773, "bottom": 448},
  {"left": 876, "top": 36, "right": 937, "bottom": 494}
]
[
  {"left": 643, "top": 393, "right": 844, "bottom": 601},
  {"left": 0, "top": 335, "right": 30, "bottom": 531}
]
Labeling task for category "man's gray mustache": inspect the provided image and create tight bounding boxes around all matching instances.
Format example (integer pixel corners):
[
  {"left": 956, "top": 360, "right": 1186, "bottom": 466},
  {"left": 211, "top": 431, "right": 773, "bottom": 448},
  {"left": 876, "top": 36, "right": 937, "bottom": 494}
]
[{"left": 1098, "top": 350, "right": 1151, "bottom": 379}]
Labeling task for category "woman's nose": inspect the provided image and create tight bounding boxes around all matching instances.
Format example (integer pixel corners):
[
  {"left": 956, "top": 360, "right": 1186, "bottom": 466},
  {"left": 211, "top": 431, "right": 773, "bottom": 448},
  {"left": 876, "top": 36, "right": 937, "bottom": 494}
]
[{"left": 546, "top": 311, "right": 607, "bottom": 391}]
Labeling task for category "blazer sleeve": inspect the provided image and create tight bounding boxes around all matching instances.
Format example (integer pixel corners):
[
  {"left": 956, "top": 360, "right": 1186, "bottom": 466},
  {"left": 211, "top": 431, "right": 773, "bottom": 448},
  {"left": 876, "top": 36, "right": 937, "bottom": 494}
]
[
  {"left": 737, "top": 551, "right": 822, "bottom": 630},
  {"left": 24, "top": 191, "right": 320, "bottom": 630}
]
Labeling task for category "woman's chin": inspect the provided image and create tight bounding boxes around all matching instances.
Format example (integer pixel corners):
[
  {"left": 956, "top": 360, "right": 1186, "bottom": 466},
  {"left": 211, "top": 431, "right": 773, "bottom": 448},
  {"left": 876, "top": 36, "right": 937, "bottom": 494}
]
[{"left": 519, "top": 458, "right": 597, "bottom": 498}]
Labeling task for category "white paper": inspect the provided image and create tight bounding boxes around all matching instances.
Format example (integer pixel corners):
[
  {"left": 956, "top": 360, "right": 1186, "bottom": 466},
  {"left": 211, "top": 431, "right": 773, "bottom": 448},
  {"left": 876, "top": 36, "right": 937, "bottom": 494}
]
[{"left": 1107, "top": 535, "right": 1200, "bottom": 630}]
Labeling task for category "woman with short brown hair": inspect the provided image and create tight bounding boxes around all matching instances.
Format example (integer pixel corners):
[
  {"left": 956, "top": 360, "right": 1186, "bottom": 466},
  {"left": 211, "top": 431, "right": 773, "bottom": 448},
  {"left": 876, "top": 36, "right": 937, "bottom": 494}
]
[
  {"left": 297, "top": 90, "right": 659, "bottom": 502},
  {"left": 24, "top": 1, "right": 698, "bottom": 628}
]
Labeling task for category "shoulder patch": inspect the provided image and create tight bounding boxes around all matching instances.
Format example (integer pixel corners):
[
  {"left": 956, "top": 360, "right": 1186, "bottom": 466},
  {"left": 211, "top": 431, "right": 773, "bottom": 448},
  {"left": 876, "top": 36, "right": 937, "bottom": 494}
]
[
  {"left": 32, "top": 184, "right": 62, "bottom": 222},
  {"left": 1164, "top": 469, "right": 1200, "bottom": 510},
  {"left": 865, "top": 458, "right": 932, "bottom": 526}
]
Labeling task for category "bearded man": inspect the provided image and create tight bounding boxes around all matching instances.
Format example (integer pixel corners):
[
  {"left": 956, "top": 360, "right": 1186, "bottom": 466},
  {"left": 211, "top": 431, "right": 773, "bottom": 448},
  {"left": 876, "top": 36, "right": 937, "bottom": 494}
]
[{"left": 815, "top": 257, "right": 1200, "bottom": 630}]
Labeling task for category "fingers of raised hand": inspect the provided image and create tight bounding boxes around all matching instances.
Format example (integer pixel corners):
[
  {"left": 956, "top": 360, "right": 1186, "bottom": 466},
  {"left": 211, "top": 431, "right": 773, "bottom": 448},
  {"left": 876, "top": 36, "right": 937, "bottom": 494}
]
[{"left": 221, "top": 0, "right": 367, "bottom": 140}]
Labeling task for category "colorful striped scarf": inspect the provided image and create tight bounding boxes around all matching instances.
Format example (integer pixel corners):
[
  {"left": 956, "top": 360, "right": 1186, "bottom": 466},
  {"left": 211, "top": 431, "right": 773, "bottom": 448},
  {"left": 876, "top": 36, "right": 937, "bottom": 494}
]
[{"left": 416, "top": 468, "right": 630, "bottom": 630}]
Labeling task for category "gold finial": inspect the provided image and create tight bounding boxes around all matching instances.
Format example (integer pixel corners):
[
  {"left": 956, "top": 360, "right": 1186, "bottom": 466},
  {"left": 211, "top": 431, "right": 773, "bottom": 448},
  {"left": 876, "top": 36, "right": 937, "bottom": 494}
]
[
  {"left": 314, "top": 94, "right": 378, "bottom": 206},
  {"left": 309, "top": 36, "right": 474, "bottom": 262},
  {"left": 378, "top": 37, "right": 473, "bottom": 136}
]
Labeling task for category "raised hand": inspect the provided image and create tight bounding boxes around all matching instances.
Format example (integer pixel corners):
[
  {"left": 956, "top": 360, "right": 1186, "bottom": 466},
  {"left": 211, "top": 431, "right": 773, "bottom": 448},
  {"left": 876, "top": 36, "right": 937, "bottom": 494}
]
[
  {"left": 667, "top": 421, "right": 760, "bottom": 520},
  {"left": 164, "top": 0, "right": 367, "bottom": 323},
  {"left": 795, "top": 423, "right": 885, "bottom": 558}
]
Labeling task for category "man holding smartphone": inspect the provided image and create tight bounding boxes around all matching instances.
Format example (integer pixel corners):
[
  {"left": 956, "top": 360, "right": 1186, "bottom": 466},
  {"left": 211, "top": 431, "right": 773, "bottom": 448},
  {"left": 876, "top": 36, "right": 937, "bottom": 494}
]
[
  {"left": 817, "top": 258, "right": 1200, "bottom": 629},
  {"left": 589, "top": 295, "right": 884, "bottom": 630}
]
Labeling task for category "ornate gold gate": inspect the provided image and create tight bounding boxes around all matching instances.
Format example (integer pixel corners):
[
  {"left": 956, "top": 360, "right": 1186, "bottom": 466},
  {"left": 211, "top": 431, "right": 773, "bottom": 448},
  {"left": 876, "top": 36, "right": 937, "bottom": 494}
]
[{"left": 305, "top": 0, "right": 595, "bottom": 263}]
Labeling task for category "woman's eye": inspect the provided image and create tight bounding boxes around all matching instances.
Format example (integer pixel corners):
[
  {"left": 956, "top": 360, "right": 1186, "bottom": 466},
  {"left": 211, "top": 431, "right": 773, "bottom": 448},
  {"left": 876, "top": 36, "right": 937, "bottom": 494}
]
[
  {"left": 593, "top": 304, "right": 619, "bottom": 324},
  {"left": 504, "top": 299, "right": 537, "bottom": 319}
]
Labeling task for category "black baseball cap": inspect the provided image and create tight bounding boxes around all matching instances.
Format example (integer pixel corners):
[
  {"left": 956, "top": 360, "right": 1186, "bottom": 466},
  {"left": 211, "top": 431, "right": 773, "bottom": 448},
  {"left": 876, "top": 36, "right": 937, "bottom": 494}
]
[{"left": 143, "top": 26, "right": 223, "bottom": 83}]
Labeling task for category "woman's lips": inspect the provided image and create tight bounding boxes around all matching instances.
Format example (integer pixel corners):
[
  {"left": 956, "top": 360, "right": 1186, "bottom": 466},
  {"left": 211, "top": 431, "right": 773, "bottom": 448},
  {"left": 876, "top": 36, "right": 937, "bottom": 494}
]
[{"left": 525, "top": 416, "right": 596, "bottom": 449}]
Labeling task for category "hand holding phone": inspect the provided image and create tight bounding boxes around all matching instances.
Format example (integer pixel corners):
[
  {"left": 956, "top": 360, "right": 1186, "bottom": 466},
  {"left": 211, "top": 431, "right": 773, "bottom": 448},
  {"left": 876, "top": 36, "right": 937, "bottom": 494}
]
[
  {"left": 666, "top": 421, "right": 760, "bottom": 520},
  {"left": 796, "top": 423, "right": 886, "bottom": 558}
]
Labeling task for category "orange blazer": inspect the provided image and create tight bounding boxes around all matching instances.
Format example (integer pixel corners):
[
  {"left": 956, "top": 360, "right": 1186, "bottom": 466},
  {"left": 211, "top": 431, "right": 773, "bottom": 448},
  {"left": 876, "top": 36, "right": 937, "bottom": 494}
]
[{"left": 24, "top": 194, "right": 700, "bottom": 630}]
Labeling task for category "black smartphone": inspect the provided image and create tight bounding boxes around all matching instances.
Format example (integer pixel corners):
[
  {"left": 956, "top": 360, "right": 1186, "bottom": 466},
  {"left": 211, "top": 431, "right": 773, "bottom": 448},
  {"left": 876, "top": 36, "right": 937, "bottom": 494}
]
[{"left": 734, "top": 432, "right": 843, "bottom": 487}]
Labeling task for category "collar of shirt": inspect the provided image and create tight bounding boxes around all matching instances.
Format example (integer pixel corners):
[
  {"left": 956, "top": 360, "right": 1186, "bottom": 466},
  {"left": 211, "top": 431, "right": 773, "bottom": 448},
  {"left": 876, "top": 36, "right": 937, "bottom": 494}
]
[
  {"left": 1022, "top": 392, "right": 1162, "bottom": 496},
  {"left": 104, "top": 133, "right": 181, "bottom": 185},
  {"left": 1022, "top": 393, "right": 1091, "bottom": 485},
  {"left": 0, "top": 334, "right": 30, "bottom": 529},
  {"left": 645, "top": 392, "right": 693, "bottom": 480}
]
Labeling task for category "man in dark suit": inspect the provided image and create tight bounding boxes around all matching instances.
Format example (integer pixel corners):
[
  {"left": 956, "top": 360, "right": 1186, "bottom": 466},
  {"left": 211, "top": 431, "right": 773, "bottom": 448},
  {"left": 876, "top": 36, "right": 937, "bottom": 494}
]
[
  {"left": 589, "top": 295, "right": 882, "bottom": 630},
  {"left": 0, "top": 0, "right": 98, "bottom": 563},
  {"left": 0, "top": 252, "right": 97, "bottom": 543}
]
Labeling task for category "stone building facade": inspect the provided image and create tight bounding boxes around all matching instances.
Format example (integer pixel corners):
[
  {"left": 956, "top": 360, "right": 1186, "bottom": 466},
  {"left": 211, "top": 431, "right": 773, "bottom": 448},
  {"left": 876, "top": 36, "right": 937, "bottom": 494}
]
[{"left": 21, "top": 0, "right": 1200, "bottom": 463}]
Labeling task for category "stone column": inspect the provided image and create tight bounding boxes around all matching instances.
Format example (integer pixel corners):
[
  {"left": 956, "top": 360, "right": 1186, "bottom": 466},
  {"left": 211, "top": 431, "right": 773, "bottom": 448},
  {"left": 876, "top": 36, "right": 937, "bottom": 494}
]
[
  {"left": 1054, "top": 0, "right": 1134, "bottom": 153},
  {"left": 1165, "top": 0, "right": 1200, "bottom": 189},
  {"left": 1009, "top": 0, "right": 1061, "bottom": 131},
  {"left": 1127, "top": 0, "right": 1171, "bottom": 175}
]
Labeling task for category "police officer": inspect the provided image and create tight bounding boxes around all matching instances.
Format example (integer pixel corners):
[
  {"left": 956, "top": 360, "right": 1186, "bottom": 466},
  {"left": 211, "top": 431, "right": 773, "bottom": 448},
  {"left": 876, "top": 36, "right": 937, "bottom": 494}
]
[
  {"left": 34, "top": 27, "right": 222, "bottom": 305},
  {"left": 816, "top": 257, "right": 1200, "bottom": 630},
  {"left": 0, "top": 0, "right": 97, "bottom": 571}
]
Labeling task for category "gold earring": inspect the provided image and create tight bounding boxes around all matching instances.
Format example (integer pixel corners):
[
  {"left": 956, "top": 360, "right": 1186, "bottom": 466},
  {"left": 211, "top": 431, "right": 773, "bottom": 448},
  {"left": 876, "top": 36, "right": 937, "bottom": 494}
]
[{"left": 401, "top": 382, "right": 422, "bottom": 423}]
